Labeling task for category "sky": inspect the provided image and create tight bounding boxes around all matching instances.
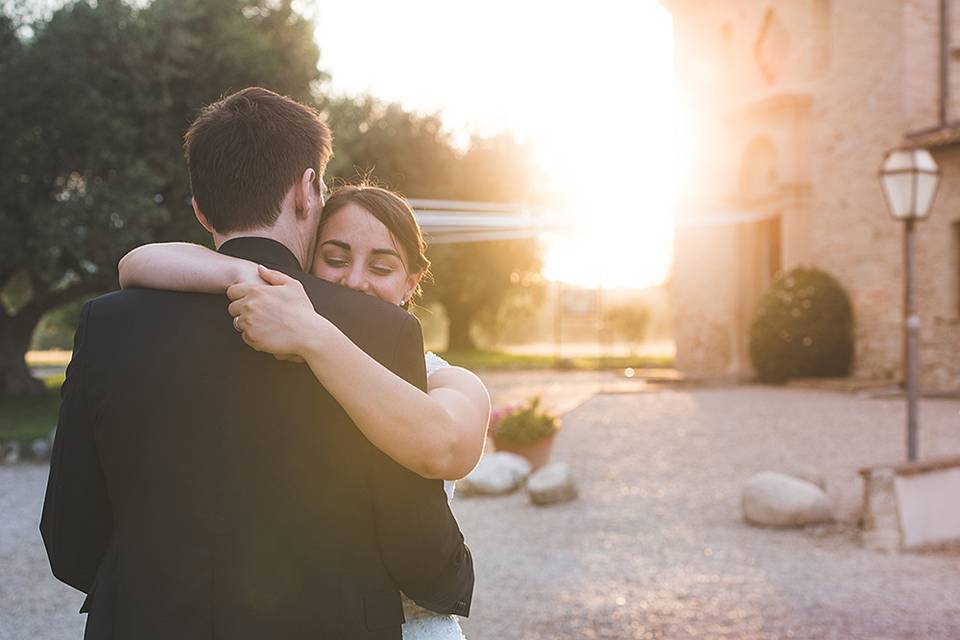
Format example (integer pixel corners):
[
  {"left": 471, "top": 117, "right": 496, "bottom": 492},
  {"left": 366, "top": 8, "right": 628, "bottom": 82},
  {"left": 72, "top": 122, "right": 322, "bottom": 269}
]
[{"left": 313, "top": 0, "right": 678, "bottom": 289}]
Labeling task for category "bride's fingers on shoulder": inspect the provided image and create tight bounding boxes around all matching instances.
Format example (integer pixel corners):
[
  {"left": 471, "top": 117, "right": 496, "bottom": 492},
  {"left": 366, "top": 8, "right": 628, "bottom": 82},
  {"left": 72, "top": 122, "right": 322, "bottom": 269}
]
[
  {"left": 227, "top": 299, "right": 247, "bottom": 318},
  {"left": 257, "top": 264, "right": 295, "bottom": 286}
]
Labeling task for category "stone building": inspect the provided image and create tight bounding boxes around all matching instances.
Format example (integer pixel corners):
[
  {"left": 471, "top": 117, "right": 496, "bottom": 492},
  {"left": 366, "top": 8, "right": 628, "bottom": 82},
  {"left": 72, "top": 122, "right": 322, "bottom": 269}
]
[{"left": 666, "top": 0, "right": 960, "bottom": 391}]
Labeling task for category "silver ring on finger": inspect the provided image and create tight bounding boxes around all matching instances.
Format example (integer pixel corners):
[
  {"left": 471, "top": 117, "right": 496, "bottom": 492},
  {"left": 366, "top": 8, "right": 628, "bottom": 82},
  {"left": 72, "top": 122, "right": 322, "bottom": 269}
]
[{"left": 233, "top": 315, "right": 242, "bottom": 333}]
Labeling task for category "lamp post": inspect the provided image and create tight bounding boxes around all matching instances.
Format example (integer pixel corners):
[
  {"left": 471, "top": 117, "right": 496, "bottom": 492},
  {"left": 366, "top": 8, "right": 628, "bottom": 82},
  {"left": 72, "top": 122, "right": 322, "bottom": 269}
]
[{"left": 878, "top": 147, "right": 941, "bottom": 461}]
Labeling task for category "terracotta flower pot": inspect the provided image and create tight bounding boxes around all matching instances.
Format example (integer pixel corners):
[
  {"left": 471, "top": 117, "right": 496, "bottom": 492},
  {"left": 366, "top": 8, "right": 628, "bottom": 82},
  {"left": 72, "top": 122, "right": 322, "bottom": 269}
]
[{"left": 492, "top": 432, "right": 557, "bottom": 471}]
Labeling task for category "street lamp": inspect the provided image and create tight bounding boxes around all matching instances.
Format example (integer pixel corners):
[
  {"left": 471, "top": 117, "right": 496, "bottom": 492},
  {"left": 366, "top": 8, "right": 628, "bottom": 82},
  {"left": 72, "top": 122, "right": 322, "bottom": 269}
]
[{"left": 878, "top": 147, "right": 941, "bottom": 461}]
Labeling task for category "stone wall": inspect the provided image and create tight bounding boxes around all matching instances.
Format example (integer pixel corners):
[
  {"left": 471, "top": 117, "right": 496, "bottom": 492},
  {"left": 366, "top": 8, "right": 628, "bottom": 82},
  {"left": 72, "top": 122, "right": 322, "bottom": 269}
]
[
  {"left": 672, "top": 224, "right": 738, "bottom": 377},
  {"left": 920, "top": 145, "right": 960, "bottom": 390},
  {"left": 806, "top": 0, "right": 906, "bottom": 382},
  {"left": 669, "top": 0, "right": 960, "bottom": 391}
]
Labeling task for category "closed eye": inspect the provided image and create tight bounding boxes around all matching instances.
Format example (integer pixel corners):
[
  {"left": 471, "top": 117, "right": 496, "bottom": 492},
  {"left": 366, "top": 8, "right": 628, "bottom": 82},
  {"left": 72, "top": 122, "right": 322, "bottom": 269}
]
[{"left": 324, "top": 256, "right": 349, "bottom": 268}]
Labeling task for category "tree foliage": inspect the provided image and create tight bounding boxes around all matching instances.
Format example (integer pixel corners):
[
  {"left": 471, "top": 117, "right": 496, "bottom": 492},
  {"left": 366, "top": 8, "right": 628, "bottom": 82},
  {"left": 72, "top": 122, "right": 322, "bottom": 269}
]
[
  {"left": 1, "top": 0, "right": 543, "bottom": 392},
  {"left": 424, "top": 239, "right": 543, "bottom": 351},
  {"left": 422, "top": 135, "right": 542, "bottom": 351},
  {"left": 323, "top": 96, "right": 543, "bottom": 351},
  {"left": 603, "top": 304, "right": 650, "bottom": 354},
  {"left": 320, "top": 96, "right": 460, "bottom": 197},
  {"left": 0, "top": 0, "right": 323, "bottom": 394}
]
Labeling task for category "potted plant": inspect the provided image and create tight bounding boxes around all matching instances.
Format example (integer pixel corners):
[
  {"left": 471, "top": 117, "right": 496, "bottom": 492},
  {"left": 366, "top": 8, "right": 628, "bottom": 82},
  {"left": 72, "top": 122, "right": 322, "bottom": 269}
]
[{"left": 489, "top": 396, "right": 559, "bottom": 470}]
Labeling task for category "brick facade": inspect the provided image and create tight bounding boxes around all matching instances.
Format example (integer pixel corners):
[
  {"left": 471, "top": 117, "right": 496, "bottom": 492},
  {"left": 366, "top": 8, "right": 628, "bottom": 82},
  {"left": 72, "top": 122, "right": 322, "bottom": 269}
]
[{"left": 667, "top": 0, "right": 960, "bottom": 391}]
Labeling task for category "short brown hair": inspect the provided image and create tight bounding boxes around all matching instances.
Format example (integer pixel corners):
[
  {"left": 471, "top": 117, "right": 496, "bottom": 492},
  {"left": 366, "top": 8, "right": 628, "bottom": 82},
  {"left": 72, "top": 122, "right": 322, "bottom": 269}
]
[
  {"left": 184, "top": 87, "right": 332, "bottom": 234},
  {"left": 321, "top": 185, "right": 431, "bottom": 308}
]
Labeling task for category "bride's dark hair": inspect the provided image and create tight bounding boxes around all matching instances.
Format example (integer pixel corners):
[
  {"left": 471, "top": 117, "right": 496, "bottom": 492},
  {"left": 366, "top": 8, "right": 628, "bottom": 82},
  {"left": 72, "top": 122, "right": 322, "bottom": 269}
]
[{"left": 319, "top": 184, "right": 432, "bottom": 308}]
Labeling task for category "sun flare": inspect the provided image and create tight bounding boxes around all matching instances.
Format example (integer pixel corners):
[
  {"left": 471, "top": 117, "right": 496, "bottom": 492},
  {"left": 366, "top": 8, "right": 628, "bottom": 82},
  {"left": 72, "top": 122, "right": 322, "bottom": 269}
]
[{"left": 314, "top": 0, "right": 676, "bottom": 289}]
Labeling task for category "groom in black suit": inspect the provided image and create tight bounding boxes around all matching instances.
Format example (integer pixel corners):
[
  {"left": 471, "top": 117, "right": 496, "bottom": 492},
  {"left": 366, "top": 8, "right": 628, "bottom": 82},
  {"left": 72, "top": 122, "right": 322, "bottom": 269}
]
[{"left": 40, "top": 87, "right": 473, "bottom": 639}]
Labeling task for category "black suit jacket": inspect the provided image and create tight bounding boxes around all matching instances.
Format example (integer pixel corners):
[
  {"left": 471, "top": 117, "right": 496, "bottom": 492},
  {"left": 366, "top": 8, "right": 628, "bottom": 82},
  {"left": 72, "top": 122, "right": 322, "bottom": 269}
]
[{"left": 40, "top": 237, "right": 473, "bottom": 639}]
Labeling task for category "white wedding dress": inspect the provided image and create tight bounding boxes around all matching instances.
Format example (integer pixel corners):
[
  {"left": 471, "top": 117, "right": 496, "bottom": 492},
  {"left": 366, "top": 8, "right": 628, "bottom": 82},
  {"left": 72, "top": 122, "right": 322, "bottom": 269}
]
[{"left": 400, "top": 352, "right": 467, "bottom": 640}]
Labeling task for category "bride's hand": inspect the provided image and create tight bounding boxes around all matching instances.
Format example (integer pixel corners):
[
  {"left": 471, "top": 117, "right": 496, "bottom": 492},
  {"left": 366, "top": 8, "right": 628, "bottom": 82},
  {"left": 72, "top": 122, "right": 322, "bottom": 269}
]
[{"left": 226, "top": 265, "right": 330, "bottom": 358}]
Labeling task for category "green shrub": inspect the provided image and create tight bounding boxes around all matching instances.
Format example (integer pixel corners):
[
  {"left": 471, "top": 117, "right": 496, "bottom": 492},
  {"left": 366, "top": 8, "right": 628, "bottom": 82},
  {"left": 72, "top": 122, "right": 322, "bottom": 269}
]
[
  {"left": 748, "top": 267, "right": 854, "bottom": 383},
  {"left": 490, "top": 396, "right": 559, "bottom": 445}
]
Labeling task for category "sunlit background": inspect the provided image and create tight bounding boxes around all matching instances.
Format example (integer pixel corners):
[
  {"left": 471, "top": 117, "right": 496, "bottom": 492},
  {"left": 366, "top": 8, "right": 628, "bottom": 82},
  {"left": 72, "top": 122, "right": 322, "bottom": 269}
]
[
  {"left": 15, "top": 0, "right": 678, "bottom": 289},
  {"left": 314, "top": 0, "right": 677, "bottom": 289}
]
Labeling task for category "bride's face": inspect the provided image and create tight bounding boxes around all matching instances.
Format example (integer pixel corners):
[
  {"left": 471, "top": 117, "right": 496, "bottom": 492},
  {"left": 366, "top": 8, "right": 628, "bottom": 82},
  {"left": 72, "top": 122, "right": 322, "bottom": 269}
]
[{"left": 310, "top": 202, "right": 420, "bottom": 306}]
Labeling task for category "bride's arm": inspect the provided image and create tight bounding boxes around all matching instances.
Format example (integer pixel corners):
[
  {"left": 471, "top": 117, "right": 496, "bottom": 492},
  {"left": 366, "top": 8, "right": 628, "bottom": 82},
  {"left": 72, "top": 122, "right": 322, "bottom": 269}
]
[
  {"left": 228, "top": 266, "right": 490, "bottom": 481},
  {"left": 301, "top": 323, "right": 489, "bottom": 481},
  {"left": 118, "top": 242, "right": 260, "bottom": 292}
]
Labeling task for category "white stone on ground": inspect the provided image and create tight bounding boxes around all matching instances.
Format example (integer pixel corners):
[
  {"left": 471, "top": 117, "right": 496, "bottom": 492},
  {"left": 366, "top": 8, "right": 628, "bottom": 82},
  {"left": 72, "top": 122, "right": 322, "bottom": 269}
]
[
  {"left": 527, "top": 462, "right": 578, "bottom": 506},
  {"left": 742, "top": 471, "right": 833, "bottom": 527},
  {"left": 459, "top": 452, "right": 532, "bottom": 495},
  {"left": 783, "top": 465, "right": 827, "bottom": 491}
]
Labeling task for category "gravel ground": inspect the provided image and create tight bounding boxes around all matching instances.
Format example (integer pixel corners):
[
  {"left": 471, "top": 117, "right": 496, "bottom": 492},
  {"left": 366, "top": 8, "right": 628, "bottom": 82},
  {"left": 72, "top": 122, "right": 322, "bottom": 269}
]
[
  {"left": 456, "top": 386, "right": 960, "bottom": 640},
  {"left": 3, "top": 383, "right": 960, "bottom": 639},
  {"left": 0, "top": 464, "right": 86, "bottom": 640}
]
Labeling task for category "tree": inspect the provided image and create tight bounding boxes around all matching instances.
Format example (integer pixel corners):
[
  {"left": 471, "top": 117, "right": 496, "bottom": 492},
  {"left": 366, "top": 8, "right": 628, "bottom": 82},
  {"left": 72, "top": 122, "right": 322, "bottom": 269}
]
[
  {"left": 603, "top": 304, "right": 650, "bottom": 355},
  {"left": 2, "top": 1, "right": 546, "bottom": 389},
  {"left": 320, "top": 99, "right": 544, "bottom": 351},
  {"left": 320, "top": 95, "right": 459, "bottom": 196},
  {"left": 424, "top": 134, "right": 542, "bottom": 351},
  {"left": 424, "top": 240, "right": 543, "bottom": 351},
  {"left": 0, "top": 0, "right": 322, "bottom": 395},
  {"left": 31, "top": 300, "right": 87, "bottom": 351}
]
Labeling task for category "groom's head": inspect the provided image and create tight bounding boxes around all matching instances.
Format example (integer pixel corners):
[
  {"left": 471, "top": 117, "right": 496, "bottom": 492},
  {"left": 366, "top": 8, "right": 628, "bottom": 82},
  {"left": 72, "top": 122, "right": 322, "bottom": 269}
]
[{"left": 184, "top": 87, "right": 332, "bottom": 257}]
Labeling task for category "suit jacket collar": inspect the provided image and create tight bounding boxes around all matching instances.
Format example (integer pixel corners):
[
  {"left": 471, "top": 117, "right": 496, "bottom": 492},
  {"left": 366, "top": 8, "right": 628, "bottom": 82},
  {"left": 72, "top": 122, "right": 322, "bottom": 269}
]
[{"left": 218, "top": 237, "right": 303, "bottom": 275}]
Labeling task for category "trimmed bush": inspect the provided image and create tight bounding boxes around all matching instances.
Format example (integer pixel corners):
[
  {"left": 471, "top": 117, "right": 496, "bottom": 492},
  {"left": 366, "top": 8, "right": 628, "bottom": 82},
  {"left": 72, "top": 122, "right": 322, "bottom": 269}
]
[{"left": 749, "top": 267, "right": 854, "bottom": 383}]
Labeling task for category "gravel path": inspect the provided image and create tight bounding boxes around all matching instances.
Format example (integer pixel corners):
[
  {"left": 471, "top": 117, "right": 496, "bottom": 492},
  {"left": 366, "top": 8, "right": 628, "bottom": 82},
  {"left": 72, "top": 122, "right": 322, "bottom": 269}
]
[
  {"left": 0, "top": 464, "right": 85, "bottom": 640},
  {"left": 456, "top": 386, "right": 960, "bottom": 640},
  {"left": 3, "top": 384, "right": 960, "bottom": 639}
]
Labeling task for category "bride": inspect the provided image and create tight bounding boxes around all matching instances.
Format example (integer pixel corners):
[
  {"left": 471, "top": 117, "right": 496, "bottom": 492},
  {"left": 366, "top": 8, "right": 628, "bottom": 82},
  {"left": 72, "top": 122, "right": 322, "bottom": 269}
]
[{"left": 119, "top": 184, "right": 490, "bottom": 640}]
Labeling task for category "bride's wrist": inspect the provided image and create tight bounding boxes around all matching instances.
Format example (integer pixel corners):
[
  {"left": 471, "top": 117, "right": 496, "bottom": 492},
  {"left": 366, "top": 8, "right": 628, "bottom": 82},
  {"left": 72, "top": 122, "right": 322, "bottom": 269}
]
[
  {"left": 230, "top": 261, "right": 260, "bottom": 286},
  {"left": 297, "top": 313, "right": 337, "bottom": 358}
]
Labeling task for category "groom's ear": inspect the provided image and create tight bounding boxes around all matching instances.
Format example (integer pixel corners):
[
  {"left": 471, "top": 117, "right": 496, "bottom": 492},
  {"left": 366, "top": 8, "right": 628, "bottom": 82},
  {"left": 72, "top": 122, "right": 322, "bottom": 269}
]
[
  {"left": 293, "top": 168, "right": 319, "bottom": 220},
  {"left": 192, "top": 197, "right": 215, "bottom": 234}
]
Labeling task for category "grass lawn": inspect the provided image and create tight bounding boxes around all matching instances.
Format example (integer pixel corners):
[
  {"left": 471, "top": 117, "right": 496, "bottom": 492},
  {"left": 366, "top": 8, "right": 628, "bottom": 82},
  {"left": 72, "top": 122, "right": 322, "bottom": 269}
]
[
  {"left": 438, "top": 349, "right": 673, "bottom": 371},
  {"left": 0, "top": 374, "right": 62, "bottom": 442}
]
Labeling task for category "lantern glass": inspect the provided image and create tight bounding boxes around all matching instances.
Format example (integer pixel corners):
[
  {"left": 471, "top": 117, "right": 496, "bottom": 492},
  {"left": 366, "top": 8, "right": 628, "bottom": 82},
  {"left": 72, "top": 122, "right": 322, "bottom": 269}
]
[
  {"left": 880, "top": 170, "right": 912, "bottom": 219},
  {"left": 913, "top": 148, "right": 938, "bottom": 172},
  {"left": 879, "top": 148, "right": 941, "bottom": 220},
  {"left": 915, "top": 171, "right": 939, "bottom": 218}
]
